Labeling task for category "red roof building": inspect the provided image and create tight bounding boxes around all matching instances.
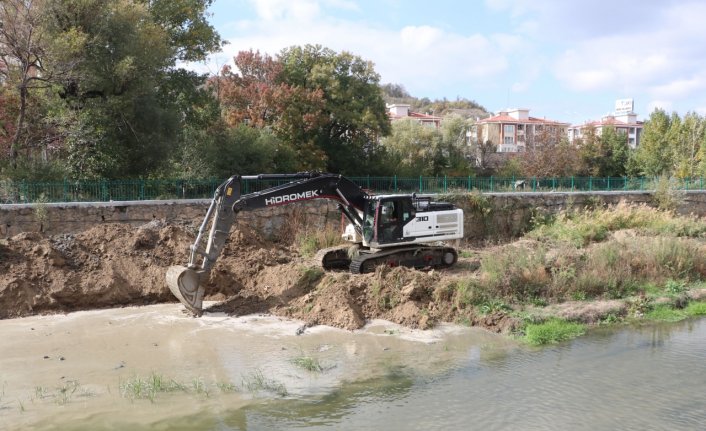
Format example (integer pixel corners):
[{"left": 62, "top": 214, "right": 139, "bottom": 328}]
[
  {"left": 387, "top": 104, "right": 442, "bottom": 129},
  {"left": 568, "top": 112, "right": 643, "bottom": 149},
  {"left": 469, "top": 108, "right": 569, "bottom": 153}
]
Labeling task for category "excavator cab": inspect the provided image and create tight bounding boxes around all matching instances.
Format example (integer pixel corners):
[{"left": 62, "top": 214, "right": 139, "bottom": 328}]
[{"left": 362, "top": 196, "right": 416, "bottom": 246}]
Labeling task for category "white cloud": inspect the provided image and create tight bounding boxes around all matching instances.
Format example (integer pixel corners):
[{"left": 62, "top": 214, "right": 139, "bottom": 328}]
[
  {"left": 249, "top": 0, "right": 321, "bottom": 21},
  {"left": 647, "top": 100, "right": 673, "bottom": 113},
  {"left": 200, "top": 1, "right": 520, "bottom": 98},
  {"left": 515, "top": 1, "right": 706, "bottom": 113}
]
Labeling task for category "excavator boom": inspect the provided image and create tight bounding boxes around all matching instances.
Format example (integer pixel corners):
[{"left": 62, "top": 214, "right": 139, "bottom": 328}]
[{"left": 166, "top": 173, "right": 367, "bottom": 315}]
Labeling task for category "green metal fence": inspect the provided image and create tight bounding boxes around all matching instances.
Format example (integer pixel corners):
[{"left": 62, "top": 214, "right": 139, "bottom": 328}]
[{"left": 0, "top": 176, "right": 702, "bottom": 204}]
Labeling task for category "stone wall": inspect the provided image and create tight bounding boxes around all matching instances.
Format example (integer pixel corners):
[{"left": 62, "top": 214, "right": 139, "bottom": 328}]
[{"left": 3, "top": 191, "right": 706, "bottom": 240}]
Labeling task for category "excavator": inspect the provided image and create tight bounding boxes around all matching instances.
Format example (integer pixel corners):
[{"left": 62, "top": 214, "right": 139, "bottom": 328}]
[{"left": 166, "top": 172, "right": 464, "bottom": 315}]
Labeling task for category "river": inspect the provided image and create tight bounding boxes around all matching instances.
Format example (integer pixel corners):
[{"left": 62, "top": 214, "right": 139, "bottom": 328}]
[{"left": 1, "top": 304, "right": 704, "bottom": 430}]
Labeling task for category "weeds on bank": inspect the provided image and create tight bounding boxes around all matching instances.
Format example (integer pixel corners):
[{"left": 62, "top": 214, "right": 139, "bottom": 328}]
[
  {"left": 297, "top": 266, "right": 324, "bottom": 291},
  {"left": 456, "top": 235, "right": 706, "bottom": 306},
  {"left": 295, "top": 224, "right": 344, "bottom": 257},
  {"left": 641, "top": 301, "right": 706, "bottom": 323},
  {"left": 523, "top": 319, "right": 586, "bottom": 345},
  {"left": 528, "top": 202, "right": 706, "bottom": 247}
]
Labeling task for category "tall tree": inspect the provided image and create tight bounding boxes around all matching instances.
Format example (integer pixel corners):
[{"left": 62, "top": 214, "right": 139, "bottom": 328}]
[
  {"left": 598, "top": 126, "right": 629, "bottom": 177},
  {"left": 0, "top": 0, "right": 49, "bottom": 167},
  {"left": 673, "top": 112, "right": 704, "bottom": 178},
  {"left": 381, "top": 118, "right": 443, "bottom": 176},
  {"left": 35, "top": 0, "right": 223, "bottom": 179},
  {"left": 278, "top": 45, "right": 391, "bottom": 174},
  {"left": 630, "top": 109, "right": 672, "bottom": 176},
  {"left": 140, "top": 0, "right": 222, "bottom": 63}
]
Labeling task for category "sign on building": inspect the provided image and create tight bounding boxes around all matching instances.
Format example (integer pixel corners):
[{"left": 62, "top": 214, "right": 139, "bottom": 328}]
[{"left": 615, "top": 98, "right": 634, "bottom": 114}]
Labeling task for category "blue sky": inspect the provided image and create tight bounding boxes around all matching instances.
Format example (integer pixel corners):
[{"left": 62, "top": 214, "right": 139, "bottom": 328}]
[{"left": 192, "top": 0, "right": 706, "bottom": 125}]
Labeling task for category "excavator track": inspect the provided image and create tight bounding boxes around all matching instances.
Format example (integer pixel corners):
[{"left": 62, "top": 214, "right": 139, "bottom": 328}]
[
  {"left": 315, "top": 244, "right": 356, "bottom": 270},
  {"left": 349, "top": 245, "right": 458, "bottom": 274}
]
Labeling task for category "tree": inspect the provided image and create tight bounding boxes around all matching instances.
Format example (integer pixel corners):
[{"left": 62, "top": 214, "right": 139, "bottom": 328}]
[
  {"left": 577, "top": 125, "right": 601, "bottom": 175},
  {"left": 630, "top": 109, "right": 672, "bottom": 176},
  {"left": 674, "top": 112, "right": 704, "bottom": 178},
  {"left": 599, "top": 126, "right": 629, "bottom": 177},
  {"left": 520, "top": 140, "right": 581, "bottom": 177},
  {"left": 381, "top": 118, "right": 442, "bottom": 176},
  {"left": 0, "top": 0, "right": 50, "bottom": 167},
  {"left": 140, "top": 0, "right": 222, "bottom": 63},
  {"left": 28, "top": 0, "right": 224, "bottom": 179},
  {"left": 278, "top": 45, "right": 391, "bottom": 174}
]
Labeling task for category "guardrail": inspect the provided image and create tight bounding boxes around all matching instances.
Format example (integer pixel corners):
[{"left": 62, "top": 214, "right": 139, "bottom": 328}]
[{"left": 0, "top": 176, "right": 701, "bottom": 204}]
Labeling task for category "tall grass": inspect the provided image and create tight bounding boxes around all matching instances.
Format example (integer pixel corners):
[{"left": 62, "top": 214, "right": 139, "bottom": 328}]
[
  {"left": 295, "top": 224, "right": 345, "bottom": 257},
  {"left": 529, "top": 202, "right": 706, "bottom": 247},
  {"left": 478, "top": 244, "right": 549, "bottom": 299},
  {"left": 451, "top": 234, "right": 706, "bottom": 306}
]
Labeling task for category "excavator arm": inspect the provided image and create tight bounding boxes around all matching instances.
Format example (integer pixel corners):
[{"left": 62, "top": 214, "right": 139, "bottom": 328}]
[{"left": 166, "top": 172, "right": 368, "bottom": 315}]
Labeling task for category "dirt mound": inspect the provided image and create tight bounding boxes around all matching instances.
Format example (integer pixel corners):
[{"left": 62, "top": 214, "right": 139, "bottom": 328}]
[
  {"left": 0, "top": 221, "right": 514, "bottom": 333},
  {"left": 0, "top": 222, "right": 190, "bottom": 318}
]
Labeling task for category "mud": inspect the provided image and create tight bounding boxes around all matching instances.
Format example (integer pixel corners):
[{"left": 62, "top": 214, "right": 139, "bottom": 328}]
[{"left": 0, "top": 220, "right": 510, "bottom": 332}]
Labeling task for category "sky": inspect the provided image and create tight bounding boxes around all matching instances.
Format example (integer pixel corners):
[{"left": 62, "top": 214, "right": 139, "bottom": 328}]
[{"left": 191, "top": 0, "right": 706, "bottom": 125}]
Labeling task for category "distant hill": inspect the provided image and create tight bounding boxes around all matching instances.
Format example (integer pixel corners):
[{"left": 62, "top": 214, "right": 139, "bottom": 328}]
[{"left": 381, "top": 83, "right": 490, "bottom": 119}]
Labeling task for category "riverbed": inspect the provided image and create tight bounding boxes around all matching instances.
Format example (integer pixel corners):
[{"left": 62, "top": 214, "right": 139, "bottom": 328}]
[{"left": 1, "top": 304, "right": 704, "bottom": 430}]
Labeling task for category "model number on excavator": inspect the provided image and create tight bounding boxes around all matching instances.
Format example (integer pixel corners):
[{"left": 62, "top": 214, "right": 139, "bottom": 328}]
[{"left": 265, "top": 190, "right": 320, "bottom": 205}]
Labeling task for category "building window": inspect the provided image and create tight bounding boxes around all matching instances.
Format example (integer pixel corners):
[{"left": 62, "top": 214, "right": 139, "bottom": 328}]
[
  {"left": 503, "top": 136, "right": 514, "bottom": 146},
  {"left": 503, "top": 124, "right": 515, "bottom": 135}
]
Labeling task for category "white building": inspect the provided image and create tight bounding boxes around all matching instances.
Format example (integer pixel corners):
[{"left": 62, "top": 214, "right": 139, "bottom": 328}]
[{"left": 568, "top": 99, "right": 643, "bottom": 149}]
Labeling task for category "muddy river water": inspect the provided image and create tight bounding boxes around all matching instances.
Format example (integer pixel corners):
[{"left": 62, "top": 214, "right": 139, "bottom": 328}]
[{"left": 1, "top": 304, "right": 705, "bottom": 430}]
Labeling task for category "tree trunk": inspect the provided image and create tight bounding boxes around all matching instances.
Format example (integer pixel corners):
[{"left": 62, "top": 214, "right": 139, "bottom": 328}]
[{"left": 10, "top": 83, "right": 28, "bottom": 169}]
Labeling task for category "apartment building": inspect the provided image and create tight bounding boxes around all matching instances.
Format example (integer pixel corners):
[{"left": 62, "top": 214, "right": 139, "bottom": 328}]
[
  {"left": 567, "top": 99, "right": 643, "bottom": 149},
  {"left": 468, "top": 108, "right": 569, "bottom": 152},
  {"left": 387, "top": 104, "right": 442, "bottom": 129}
]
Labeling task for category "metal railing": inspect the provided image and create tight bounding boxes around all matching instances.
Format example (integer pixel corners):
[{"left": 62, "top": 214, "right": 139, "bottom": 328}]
[{"left": 0, "top": 176, "right": 702, "bottom": 204}]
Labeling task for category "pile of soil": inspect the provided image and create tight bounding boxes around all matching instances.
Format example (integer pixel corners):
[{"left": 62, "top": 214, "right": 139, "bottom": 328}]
[{"left": 1, "top": 220, "right": 515, "bottom": 332}]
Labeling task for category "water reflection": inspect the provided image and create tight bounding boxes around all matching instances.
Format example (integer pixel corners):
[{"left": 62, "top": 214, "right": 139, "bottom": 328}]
[
  {"left": 3, "top": 307, "right": 705, "bottom": 431},
  {"left": 149, "top": 319, "right": 706, "bottom": 431}
]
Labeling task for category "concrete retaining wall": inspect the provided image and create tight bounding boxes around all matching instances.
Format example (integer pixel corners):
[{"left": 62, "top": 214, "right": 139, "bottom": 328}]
[{"left": 3, "top": 191, "right": 706, "bottom": 241}]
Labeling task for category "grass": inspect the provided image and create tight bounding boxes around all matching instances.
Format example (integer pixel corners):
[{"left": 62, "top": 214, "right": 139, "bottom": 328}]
[
  {"left": 291, "top": 355, "right": 324, "bottom": 373},
  {"left": 215, "top": 382, "right": 238, "bottom": 393},
  {"left": 644, "top": 305, "right": 686, "bottom": 322},
  {"left": 685, "top": 301, "right": 706, "bottom": 316},
  {"left": 295, "top": 224, "right": 344, "bottom": 257},
  {"left": 523, "top": 318, "right": 586, "bottom": 345},
  {"left": 528, "top": 202, "right": 706, "bottom": 247},
  {"left": 296, "top": 266, "right": 324, "bottom": 291},
  {"left": 119, "top": 373, "right": 187, "bottom": 402},
  {"left": 241, "top": 369, "right": 288, "bottom": 397}
]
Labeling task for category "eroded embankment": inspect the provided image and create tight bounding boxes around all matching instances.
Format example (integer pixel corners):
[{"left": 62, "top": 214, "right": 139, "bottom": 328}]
[{"left": 1, "top": 220, "right": 705, "bottom": 335}]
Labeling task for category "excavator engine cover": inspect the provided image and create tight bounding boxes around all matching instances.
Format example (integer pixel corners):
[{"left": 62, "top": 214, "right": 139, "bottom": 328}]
[{"left": 166, "top": 265, "right": 205, "bottom": 316}]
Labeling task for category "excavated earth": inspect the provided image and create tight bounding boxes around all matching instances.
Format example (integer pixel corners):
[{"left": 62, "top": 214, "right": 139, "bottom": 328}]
[{"left": 0, "top": 220, "right": 522, "bottom": 333}]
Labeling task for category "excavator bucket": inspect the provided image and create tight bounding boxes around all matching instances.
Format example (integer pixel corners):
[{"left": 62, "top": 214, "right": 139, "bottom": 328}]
[{"left": 166, "top": 265, "right": 205, "bottom": 316}]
